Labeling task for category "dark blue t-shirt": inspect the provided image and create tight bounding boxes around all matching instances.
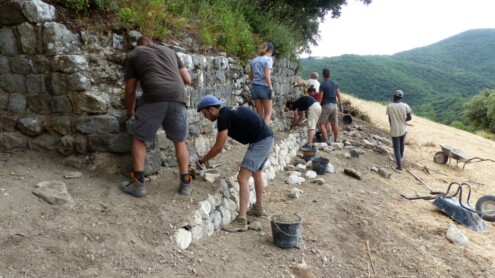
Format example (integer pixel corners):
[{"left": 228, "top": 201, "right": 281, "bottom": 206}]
[
  {"left": 320, "top": 79, "right": 339, "bottom": 105},
  {"left": 292, "top": 96, "right": 316, "bottom": 111},
  {"left": 217, "top": 106, "right": 273, "bottom": 144}
]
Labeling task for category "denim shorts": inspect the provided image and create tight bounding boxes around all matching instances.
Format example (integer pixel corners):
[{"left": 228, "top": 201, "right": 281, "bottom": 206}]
[
  {"left": 131, "top": 101, "right": 188, "bottom": 142},
  {"left": 250, "top": 84, "right": 272, "bottom": 100},
  {"left": 241, "top": 136, "right": 274, "bottom": 172}
]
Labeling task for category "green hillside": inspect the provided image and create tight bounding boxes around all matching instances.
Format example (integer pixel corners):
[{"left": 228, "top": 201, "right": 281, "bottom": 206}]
[{"left": 300, "top": 29, "right": 495, "bottom": 124}]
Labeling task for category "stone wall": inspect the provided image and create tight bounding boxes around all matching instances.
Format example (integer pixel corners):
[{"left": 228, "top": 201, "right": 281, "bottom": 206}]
[{"left": 0, "top": 0, "right": 303, "bottom": 175}]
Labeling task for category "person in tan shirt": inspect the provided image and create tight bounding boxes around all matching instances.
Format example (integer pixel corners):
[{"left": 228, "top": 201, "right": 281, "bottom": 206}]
[{"left": 386, "top": 90, "right": 412, "bottom": 173}]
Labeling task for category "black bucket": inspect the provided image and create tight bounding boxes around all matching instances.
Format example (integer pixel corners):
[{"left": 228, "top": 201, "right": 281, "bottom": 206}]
[
  {"left": 311, "top": 156, "right": 329, "bottom": 175},
  {"left": 270, "top": 213, "right": 302, "bottom": 248},
  {"left": 301, "top": 146, "right": 317, "bottom": 162},
  {"left": 343, "top": 115, "right": 353, "bottom": 125}
]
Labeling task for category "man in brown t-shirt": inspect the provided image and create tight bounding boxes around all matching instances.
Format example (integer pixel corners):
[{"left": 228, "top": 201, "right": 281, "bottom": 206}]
[{"left": 121, "top": 36, "right": 193, "bottom": 197}]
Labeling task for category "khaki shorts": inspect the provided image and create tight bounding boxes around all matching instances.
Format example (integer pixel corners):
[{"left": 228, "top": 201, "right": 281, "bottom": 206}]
[
  {"left": 318, "top": 103, "right": 338, "bottom": 125},
  {"left": 306, "top": 102, "right": 322, "bottom": 130}
]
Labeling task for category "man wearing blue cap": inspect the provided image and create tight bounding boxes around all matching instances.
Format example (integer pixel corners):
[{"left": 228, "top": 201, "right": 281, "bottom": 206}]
[
  {"left": 196, "top": 95, "right": 274, "bottom": 232},
  {"left": 121, "top": 36, "right": 193, "bottom": 197}
]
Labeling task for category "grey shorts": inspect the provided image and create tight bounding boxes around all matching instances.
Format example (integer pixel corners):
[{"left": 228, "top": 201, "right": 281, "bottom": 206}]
[
  {"left": 250, "top": 84, "right": 272, "bottom": 100},
  {"left": 318, "top": 103, "right": 338, "bottom": 125},
  {"left": 241, "top": 136, "right": 274, "bottom": 172},
  {"left": 131, "top": 101, "right": 188, "bottom": 142}
]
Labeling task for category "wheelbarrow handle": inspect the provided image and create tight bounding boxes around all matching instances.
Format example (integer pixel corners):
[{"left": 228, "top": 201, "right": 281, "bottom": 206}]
[{"left": 400, "top": 194, "right": 438, "bottom": 201}]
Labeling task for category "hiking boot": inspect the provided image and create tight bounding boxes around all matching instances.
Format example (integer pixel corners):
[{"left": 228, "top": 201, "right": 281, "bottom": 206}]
[
  {"left": 247, "top": 203, "right": 267, "bottom": 217},
  {"left": 393, "top": 167, "right": 403, "bottom": 174},
  {"left": 222, "top": 216, "right": 248, "bottom": 232},
  {"left": 119, "top": 180, "right": 148, "bottom": 197},
  {"left": 178, "top": 175, "right": 193, "bottom": 196}
]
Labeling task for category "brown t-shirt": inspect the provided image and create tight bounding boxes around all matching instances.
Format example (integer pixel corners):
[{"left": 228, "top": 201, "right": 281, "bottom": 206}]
[{"left": 125, "top": 45, "right": 186, "bottom": 104}]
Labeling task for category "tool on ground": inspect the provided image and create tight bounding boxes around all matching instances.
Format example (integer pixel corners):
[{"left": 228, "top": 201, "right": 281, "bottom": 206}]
[
  {"left": 401, "top": 182, "right": 495, "bottom": 232},
  {"left": 189, "top": 162, "right": 221, "bottom": 179},
  {"left": 433, "top": 144, "right": 495, "bottom": 170}
]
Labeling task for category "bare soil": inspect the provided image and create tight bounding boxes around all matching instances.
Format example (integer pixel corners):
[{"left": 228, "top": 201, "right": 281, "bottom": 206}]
[{"left": 1, "top": 95, "right": 495, "bottom": 277}]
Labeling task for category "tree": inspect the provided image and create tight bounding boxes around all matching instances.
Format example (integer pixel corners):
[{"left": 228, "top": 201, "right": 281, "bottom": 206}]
[
  {"left": 250, "top": 0, "right": 372, "bottom": 54},
  {"left": 464, "top": 89, "right": 495, "bottom": 132}
]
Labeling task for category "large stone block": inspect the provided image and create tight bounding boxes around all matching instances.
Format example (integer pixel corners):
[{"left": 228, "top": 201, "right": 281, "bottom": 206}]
[
  {"left": 26, "top": 93, "right": 52, "bottom": 114},
  {"left": 0, "top": 115, "right": 17, "bottom": 132},
  {"left": 44, "top": 116, "right": 72, "bottom": 135},
  {"left": 87, "top": 133, "right": 132, "bottom": 153},
  {"left": 75, "top": 115, "right": 119, "bottom": 134},
  {"left": 8, "top": 56, "right": 31, "bottom": 74},
  {"left": 0, "top": 55, "right": 10, "bottom": 73},
  {"left": 50, "top": 95, "right": 72, "bottom": 113},
  {"left": 0, "top": 74, "right": 27, "bottom": 95},
  {"left": 0, "top": 131, "right": 28, "bottom": 151},
  {"left": 17, "top": 22, "right": 38, "bottom": 54},
  {"left": 71, "top": 89, "right": 109, "bottom": 114},
  {"left": 177, "top": 52, "right": 193, "bottom": 69},
  {"left": 46, "top": 72, "right": 68, "bottom": 95},
  {"left": 192, "top": 54, "right": 207, "bottom": 70},
  {"left": 67, "top": 73, "right": 91, "bottom": 91},
  {"left": 52, "top": 55, "right": 88, "bottom": 73},
  {"left": 8, "top": 94, "right": 27, "bottom": 113},
  {"left": 17, "top": 117, "right": 44, "bottom": 136},
  {"left": 28, "top": 133, "right": 60, "bottom": 151},
  {"left": 26, "top": 74, "right": 47, "bottom": 94},
  {"left": 42, "top": 22, "right": 80, "bottom": 55},
  {"left": 22, "top": 0, "right": 56, "bottom": 23},
  {"left": 144, "top": 149, "right": 162, "bottom": 176},
  {"left": 30, "top": 55, "right": 51, "bottom": 73},
  {"left": 0, "top": 1, "right": 27, "bottom": 26},
  {"left": 0, "top": 27, "right": 19, "bottom": 56}
]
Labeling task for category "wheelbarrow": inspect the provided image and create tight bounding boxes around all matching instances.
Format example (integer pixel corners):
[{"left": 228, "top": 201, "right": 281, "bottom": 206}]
[
  {"left": 401, "top": 182, "right": 495, "bottom": 232},
  {"left": 433, "top": 144, "right": 495, "bottom": 170}
]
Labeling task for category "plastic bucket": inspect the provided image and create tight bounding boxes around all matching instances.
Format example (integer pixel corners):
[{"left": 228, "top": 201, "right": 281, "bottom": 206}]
[
  {"left": 343, "top": 115, "right": 353, "bottom": 125},
  {"left": 301, "top": 146, "right": 317, "bottom": 161},
  {"left": 269, "top": 213, "right": 302, "bottom": 248},
  {"left": 311, "top": 156, "right": 329, "bottom": 175}
]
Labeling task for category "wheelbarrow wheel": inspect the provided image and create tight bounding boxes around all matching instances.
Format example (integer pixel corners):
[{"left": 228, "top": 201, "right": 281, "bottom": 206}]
[
  {"left": 475, "top": 195, "right": 495, "bottom": 222},
  {"left": 433, "top": 151, "right": 448, "bottom": 164}
]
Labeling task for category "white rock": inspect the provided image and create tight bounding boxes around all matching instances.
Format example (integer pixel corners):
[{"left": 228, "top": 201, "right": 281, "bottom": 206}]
[
  {"left": 343, "top": 152, "right": 352, "bottom": 158},
  {"left": 290, "top": 188, "right": 303, "bottom": 198},
  {"left": 332, "top": 142, "right": 344, "bottom": 149},
  {"left": 286, "top": 165, "right": 296, "bottom": 171},
  {"left": 446, "top": 224, "right": 469, "bottom": 246},
  {"left": 286, "top": 175, "right": 305, "bottom": 185},
  {"left": 220, "top": 206, "right": 232, "bottom": 225},
  {"left": 287, "top": 171, "right": 302, "bottom": 177},
  {"left": 326, "top": 163, "right": 335, "bottom": 173},
  {"left": 204, "top": 173, "right": 221, "bottom": 183},
  {"left": 311, "top": 178, "right": 325, "bottom": 185},
  {"left": 191, "top": 226, "right": 203, "bottom": 241},
  {"left": 199, "top": 201, "right": 212, "bottom": 217},
  {"left": 305, "top": 170, "right": 317, "bottom": 179},
  {"left": 174, "top": 228, "right": 192, "bottom": 250},
  {"left": 63, "top": 171, "right": 82, "bottom": 179},
  {"left": 295, "top": 164, "right": 307, "bottom": 172},
  {"left": 211, "top": 210, "right": 222, "bottom": 230}
]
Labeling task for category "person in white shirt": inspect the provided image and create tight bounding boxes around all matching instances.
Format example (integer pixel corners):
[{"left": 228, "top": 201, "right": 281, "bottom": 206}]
[
  {"left": 386, "top": 90, "right": 412, "bottom": 173},
  {"left": 294, "top": 72, "right": 320, "bottom": 93}
]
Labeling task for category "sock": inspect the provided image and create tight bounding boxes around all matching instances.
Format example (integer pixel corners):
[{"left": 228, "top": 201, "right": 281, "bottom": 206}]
[
  {"left": 180, "top": 173, "right": 191, "bottom": 184},
  {"left": 133, "top": 171, "right": 145, "bottom": 183}
]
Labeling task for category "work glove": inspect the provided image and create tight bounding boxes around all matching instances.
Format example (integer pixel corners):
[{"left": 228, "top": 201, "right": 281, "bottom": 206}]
[
  {"left": 126, "top": 115, "right": 135, "bottom": 135},
  {"left": 195, "top": 159, "right": 206, "bottom": 170}
]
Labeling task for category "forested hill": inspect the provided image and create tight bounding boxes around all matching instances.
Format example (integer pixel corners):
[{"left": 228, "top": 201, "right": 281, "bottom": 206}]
[{"left": 300, "top": 29, "right": 495, "bottom": 125}]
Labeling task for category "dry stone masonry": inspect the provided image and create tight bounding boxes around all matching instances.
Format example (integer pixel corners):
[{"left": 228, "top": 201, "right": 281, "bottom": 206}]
[{"left": 0, "top": 0, "right": 303, "bottom": 175}]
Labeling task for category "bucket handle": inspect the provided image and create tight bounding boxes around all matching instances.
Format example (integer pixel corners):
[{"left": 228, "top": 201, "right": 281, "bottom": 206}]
[{"left": 269, "top": 213, "right": 303, "bottom": 238}]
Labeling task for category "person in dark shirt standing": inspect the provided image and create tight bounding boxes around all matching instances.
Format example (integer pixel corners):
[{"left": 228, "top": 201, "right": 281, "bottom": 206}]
[
  {"left": 122, "top": 36, "right": 193, "bottom": 197},
  {"left": 196, "top": 95, "right": 274, "bottom": 232},
  {"left": 318, "top": 68, "right": 342, "bottom": 143},
  {"left": 286, "top": 95, "right": 322, "bottom": 147}
]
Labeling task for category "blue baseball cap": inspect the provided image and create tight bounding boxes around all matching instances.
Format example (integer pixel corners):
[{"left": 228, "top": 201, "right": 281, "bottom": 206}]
[{"left": 197, "top": 95, "right": 223, "bottom": 112}]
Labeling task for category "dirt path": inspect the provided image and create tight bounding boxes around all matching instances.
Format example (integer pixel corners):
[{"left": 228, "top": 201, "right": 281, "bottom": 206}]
[{"left": 1, "top": 96, "right": 494, "bottom": 277}]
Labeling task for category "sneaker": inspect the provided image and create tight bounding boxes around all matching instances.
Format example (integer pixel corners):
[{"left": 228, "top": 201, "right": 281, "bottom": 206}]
[
  {"left": 393, "top": 167, "right": 403, "bottom": 174},
  {"left": 119, "top": 180, "right": 148, "bottom": 197},
  {"left": 247, "top": 203, "right": 267, "bottom": 217},
  {"left": 178, "top": 175, "right": 193, "bottom": 196},
  {"left": 222, "top": 216, "right": 248, "bottom": 232}
]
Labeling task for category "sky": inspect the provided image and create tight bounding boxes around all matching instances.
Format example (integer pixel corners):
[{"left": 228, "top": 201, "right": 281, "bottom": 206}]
[{"left": 304, "top": 0, "right": 495, "bottom": 58}]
